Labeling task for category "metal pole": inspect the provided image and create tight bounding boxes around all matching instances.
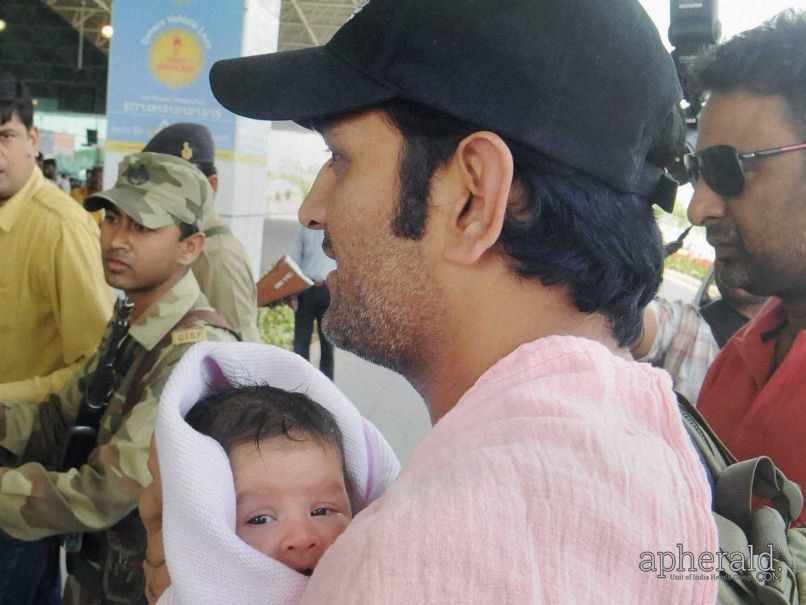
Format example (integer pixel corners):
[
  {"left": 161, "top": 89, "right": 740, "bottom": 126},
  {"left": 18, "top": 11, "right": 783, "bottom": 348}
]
[{"left": 77, "top": 0, "right": 85, "bottom": 70}]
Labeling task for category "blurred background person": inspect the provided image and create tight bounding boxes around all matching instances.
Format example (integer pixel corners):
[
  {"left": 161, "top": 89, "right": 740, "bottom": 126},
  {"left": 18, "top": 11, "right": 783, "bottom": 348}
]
[{"left": 289, "top": 225, "right": 336, "bottom": 380}]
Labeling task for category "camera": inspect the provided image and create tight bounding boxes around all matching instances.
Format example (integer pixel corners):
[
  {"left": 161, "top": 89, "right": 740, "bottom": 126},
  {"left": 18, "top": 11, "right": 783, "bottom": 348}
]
[{"left": 668, "top": 0, "right": 722, "bottom": 124}]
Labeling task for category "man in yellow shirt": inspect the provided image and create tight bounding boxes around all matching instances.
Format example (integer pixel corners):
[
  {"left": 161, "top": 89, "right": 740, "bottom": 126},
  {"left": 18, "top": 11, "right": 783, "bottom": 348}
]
[{"left": 0, "top": 71, "right": 111, "bottom": 402}]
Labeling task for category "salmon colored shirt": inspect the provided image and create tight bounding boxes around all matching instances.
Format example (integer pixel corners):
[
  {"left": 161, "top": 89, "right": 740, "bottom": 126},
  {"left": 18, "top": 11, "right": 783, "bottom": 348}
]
[
  {"left": 0, "top": 168, "right": 112, "bottom": 401},
  {"left": 698, "top": 297, "right": 806, "bottom": 526},
  {"left": 300, "top": 336, "right": 717, "bottom": 604}
]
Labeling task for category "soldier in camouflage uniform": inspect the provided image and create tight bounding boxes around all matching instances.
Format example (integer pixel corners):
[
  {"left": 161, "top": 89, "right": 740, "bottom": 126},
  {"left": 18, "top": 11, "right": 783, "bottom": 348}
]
[
  {"left": 0, "top": 152, "right": 238, "bottom": 605},
  {"left": 143, "top": 123, "right": 262, "bottom": 343}
]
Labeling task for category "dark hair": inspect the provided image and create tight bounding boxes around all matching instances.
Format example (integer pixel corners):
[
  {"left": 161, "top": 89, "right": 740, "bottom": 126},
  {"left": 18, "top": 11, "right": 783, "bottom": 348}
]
[
  {"left": 185, "top": 384, "right": 354, "bottom": 507},
  {"left": 193, "top": 160, "right": 217, "bottom": 178},
  {"left": 0, "top": 70, "right": 34, "bottom": 130},
  {"left": 43, "top": 159, "right": 56, "bottom": 169},
  {"left": 178, "top": 222, "right": 199, "bottom": 240},
  {"left": 379, "top": 99, "right": 684, "bottom": 347},
  {"left": 695, "top": 10, "right": 806, "bottom": 134}
]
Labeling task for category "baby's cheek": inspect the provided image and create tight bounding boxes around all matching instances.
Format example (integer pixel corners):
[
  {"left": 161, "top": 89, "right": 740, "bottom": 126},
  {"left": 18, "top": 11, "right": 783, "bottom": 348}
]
[{"left": 236, "top": 523, "right": 275, "bottom": 558}]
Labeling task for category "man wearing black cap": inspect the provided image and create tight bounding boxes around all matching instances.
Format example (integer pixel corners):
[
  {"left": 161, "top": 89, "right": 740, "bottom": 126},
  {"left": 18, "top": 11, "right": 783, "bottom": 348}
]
[
  {"left": 143, "top": 123, "right": 261, "bottom": 342},
  {"left": 141, "top": 1, "right": 718, "bottom": 602}
]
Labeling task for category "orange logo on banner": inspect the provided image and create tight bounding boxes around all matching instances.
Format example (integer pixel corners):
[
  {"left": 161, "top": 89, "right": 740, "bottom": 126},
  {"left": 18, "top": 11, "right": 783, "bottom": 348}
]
[{"left": 149, "top": 28, "right": 204, "bottom": 88}]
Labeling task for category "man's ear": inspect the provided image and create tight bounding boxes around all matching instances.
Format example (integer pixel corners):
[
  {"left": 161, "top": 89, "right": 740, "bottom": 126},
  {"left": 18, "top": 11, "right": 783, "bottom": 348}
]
[
  {"left": 178, "top": 231, "right": 206, "bottom": 266},
  {"left": 442, "top": 131, "right": 514, "bottom": 265},
  {"left": 28, "top": 126, "right": 40, "bottom": 159}
]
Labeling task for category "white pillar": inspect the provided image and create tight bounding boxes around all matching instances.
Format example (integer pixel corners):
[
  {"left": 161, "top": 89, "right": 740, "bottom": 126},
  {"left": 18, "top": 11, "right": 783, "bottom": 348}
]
[{"left": 104, "top": 0, "right": 282, "bottom": 279}]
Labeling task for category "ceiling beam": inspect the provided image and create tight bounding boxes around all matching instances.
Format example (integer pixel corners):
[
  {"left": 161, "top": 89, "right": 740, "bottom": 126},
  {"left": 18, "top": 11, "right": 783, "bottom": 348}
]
[{"left": 289, "top": 0, "right": 320, "bottom": 46}]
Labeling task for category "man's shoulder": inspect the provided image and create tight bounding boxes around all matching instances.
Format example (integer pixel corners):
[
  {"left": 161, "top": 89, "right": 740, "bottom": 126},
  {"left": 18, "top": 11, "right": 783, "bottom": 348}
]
[
  {"left": 650, "top": 296, "right": 702, "bottom": 324},
  {"left": 169, "top": 305, "right": 239, "bottom": 346},
  {"left": 200, "top": 228, "right": 250, "bottom": 260},
  {"left": 193, "top": 231, "right": 254, "bottom": 292},
  {"left": 28, "top": 182, "right": 97, "bottom": 229},
  {"left": 128, "top": 303, "right": 238, "bottom": 396},
  {"left": 176, "top": 290, "right": 240, "bottom": 340}
]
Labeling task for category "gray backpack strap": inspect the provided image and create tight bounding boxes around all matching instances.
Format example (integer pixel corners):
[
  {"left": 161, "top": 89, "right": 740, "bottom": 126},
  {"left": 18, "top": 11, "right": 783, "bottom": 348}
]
[
  {"left": 715, "top": 458, "right": 804, "bottom": 534},
  {"left": 676, "top": 392, "right": 806, "bottom": 605},
  {"left": 714, "top": 511, "right": 797, "bottom": 605}
]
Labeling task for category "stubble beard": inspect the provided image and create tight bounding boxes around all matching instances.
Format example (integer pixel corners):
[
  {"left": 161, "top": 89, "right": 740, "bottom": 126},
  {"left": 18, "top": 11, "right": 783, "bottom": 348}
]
[
  {"left": 321, "top": 241, "right": 441, "bottom": 378},
  {"left": 716, "top": 244, "right": 800, "bottom": 298}
]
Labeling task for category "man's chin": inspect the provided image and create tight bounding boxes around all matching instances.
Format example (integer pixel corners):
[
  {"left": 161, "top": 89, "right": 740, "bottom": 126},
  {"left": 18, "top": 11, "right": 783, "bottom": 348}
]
[
  {"left": 714, "top": 259, "right": 752, "bottom": 291},
  {"left": 103, "top": 273, "right": 131, "bottom": 293},
  {"left": 320, "top": 311, "right": 342, "bottom": 348}
]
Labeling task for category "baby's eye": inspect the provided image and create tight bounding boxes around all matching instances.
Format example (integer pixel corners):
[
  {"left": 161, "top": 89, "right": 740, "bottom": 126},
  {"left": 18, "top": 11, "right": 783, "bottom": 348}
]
[
  {"left": 311, "top": 507, "right": 331, "bottom": 517},
  {"left": 247, "top": 514, "right": 273, "bottom": 525}
]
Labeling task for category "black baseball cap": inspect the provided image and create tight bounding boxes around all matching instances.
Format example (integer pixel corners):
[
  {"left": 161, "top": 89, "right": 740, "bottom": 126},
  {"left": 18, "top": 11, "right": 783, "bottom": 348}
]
[
  {"left": 210, "top": 0, "right": 681, "bottom": 210},
  {"left": 143, "top": 123, "right": 215, "bottom": 166}
]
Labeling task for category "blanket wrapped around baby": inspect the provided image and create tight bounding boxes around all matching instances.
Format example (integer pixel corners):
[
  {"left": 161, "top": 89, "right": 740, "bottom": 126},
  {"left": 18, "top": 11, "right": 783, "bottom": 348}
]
[{"left": 154, "top": 341, "right": 401, "bottom": 605}]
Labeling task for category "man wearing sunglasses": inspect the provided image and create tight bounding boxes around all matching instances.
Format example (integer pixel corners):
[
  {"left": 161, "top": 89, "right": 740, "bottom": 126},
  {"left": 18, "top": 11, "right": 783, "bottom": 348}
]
[{"left": 687, "top": 10, "right": 806, "bottom": 527}]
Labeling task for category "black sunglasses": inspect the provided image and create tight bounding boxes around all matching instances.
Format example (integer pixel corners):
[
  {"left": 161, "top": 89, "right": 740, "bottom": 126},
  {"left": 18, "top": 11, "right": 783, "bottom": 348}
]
[{"left": 684, "top": 142, "right": 806, "bottom": 197}]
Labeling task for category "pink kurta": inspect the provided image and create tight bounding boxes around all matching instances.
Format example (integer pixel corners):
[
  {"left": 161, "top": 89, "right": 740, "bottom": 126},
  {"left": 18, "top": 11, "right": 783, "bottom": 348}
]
[{"left": 301, "top": 335, "right": 718, "bottom": 604}]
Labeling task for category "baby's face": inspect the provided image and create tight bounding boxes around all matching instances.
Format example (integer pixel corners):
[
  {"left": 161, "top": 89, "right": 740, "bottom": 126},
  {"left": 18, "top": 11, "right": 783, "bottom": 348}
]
[{"left": 230, "top": 434, "right": 353, "bottom": 576}]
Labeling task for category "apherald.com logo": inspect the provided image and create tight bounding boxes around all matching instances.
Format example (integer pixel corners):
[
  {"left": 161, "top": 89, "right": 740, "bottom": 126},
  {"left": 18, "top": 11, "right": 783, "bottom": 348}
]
[{"left": 639, "top": 544, "right": 781, "bottom": 583}]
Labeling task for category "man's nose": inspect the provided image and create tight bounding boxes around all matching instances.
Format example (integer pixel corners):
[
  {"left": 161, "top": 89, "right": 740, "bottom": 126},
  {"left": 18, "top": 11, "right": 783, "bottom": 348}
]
[
  {"left": 687, "top": 180, "right": 728, "bottom": 226},
  {"left": 105, "top": 223, "right": 131, "bottom": 250},
  {"left": 298, "top": 163, "right": 331, "bottom": 230}
]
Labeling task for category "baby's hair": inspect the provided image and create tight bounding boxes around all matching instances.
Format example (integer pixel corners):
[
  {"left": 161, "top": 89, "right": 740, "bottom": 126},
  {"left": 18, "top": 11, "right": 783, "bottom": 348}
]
[{"left": 185, "top": 384, "right": 356, "bottom": 508}]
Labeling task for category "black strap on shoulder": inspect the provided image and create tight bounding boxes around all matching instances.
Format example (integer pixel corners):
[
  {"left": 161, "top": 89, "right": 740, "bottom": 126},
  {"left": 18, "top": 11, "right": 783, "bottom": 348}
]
[
  {"left": 676, "top": 392, "right": 737, "bottom": 466},
  {"left": 699, "top": 299, "right": 750, "bottom": 348}
]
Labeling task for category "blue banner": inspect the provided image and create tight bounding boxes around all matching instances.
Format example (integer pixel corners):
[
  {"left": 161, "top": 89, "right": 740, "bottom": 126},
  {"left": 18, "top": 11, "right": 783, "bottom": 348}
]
[{"left": 106, "top": 0, "right": 244, "bottom": 154}]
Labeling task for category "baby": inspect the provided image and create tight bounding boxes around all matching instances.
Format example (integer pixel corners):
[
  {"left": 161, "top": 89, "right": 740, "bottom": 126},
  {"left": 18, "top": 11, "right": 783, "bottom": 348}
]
[
  {"left": 184, "top": 384, "right": 353, "bottom": 576},
  {"left": 153, "top": 341, "right": 399, "bottom": 605}
]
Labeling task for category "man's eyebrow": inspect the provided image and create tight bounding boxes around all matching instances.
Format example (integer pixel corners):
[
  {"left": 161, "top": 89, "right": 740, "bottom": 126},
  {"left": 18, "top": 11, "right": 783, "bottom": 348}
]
[{"left": 319, "top": 123, "right": 342, "bottom": 143}]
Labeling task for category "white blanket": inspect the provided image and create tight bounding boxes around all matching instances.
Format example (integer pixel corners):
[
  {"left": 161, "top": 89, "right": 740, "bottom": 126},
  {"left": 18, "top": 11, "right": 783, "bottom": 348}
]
[{"left": 155, "top": 341, "right": 400, "bottom": 605}]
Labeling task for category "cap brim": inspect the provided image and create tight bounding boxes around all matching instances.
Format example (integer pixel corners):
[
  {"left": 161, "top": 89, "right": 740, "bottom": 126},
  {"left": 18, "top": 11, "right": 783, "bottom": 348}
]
[
  {"left": 84, "top": 189, "right": 176, "bottom": 230},
  {"left": 209, "top": 46, "right": 397, "bottom": 124}
]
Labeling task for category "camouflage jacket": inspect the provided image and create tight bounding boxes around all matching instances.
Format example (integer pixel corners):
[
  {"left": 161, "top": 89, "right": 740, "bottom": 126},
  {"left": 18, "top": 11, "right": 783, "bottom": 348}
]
[
  {"left": 193, "top": 214, "right": 261, "bottom": 343},
  {"left": 0, "top": 270, "right": 237, "bottom": 604}
]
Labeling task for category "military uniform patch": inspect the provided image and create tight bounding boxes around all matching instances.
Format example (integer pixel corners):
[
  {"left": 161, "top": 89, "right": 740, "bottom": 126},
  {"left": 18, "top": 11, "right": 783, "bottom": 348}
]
[
  {"left": 171, "top": 327, "right": 207, "bottom": 345},
  {"left": 124, "top": 163, "right": 149, "bottom": 186}
]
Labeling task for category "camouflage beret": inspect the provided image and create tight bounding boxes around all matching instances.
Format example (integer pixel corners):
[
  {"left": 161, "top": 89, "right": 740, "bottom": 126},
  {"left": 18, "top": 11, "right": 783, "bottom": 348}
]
[
  {"left": 143, "top": 122, "right": 215, "bottom": 165},
  {"left": 85, "top": 152, "right": 212, "bottom": 229}
]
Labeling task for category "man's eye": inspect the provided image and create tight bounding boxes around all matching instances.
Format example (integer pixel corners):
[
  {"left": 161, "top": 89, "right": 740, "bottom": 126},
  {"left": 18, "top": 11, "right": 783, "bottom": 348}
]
[
  {"left": 325, "top": 150, "right": 343, "bottom": 167},
  {"left": 311, "top": 507, "right": 330, "bottom": 517},
  {"left": 134, "top": 223, "right": 151, "bottom": 233},
  {"left": 247, "top": 514, "right": 272, "bottom": 525}
]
